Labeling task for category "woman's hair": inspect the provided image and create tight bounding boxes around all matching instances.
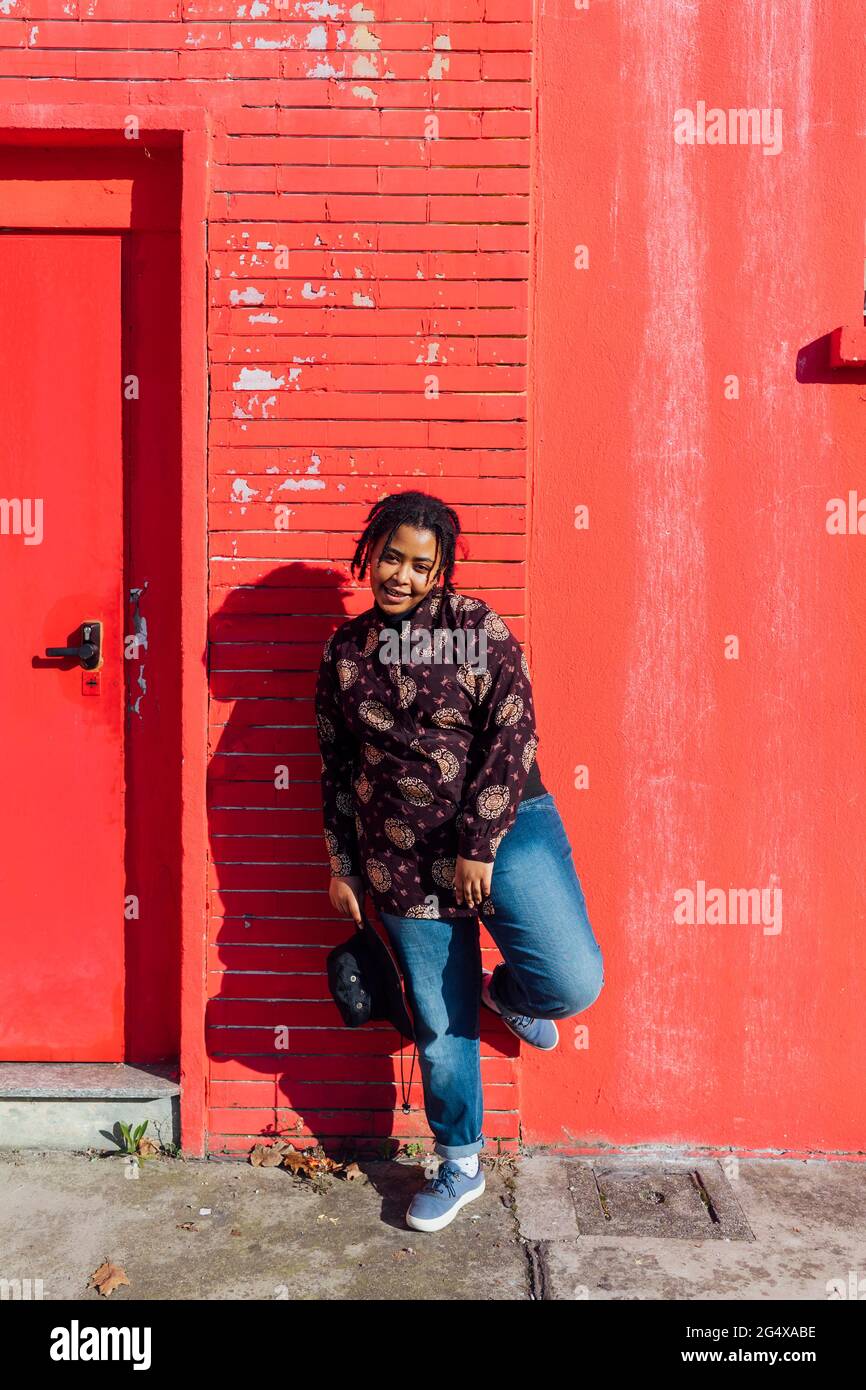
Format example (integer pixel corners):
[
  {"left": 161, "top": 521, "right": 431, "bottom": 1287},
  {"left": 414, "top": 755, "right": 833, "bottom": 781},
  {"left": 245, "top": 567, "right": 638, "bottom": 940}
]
[{"left": 350, "top": 491, "right": 462, "bottom": 623}]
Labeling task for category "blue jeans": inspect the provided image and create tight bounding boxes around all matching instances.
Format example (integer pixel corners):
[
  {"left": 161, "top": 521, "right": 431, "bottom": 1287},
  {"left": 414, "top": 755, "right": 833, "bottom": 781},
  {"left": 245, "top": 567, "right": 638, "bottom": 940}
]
[{"left": 379, "top": 791, "right": 604, "bottom": 1159}]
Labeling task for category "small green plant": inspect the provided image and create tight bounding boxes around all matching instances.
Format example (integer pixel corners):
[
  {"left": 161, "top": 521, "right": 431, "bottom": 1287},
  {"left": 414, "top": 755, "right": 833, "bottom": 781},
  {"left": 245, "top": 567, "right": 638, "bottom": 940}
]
[
  {"left": 402, "top": 1140, "right": 426, "bottom": 1159},
  {"left": 116, "top": 1120, "right": 154, "bottom": 1168}
]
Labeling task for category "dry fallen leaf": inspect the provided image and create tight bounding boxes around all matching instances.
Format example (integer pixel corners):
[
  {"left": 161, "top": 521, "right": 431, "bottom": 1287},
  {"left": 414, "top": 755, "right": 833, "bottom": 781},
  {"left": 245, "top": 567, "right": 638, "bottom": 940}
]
[
  {"left": 250, "top": 1140, "right": 349, "bottom": 1179},
  {"left": 343, "top": 1162, "right": 365, "bottom": 1182},
  {"left": 88, "top": 1262, "right": 130, "bottom": 1297},
  {"left": 284, "top": 1146, "right": 341, "bottom": 1177},
  {"left": 249, "top": 1143, "right": 285, "bottom": 1168},
  {"left": 280, "top": 1147, "right": 309, "bottom": 1174},
  {"left": 137, "top": 1138, "right": 161, "bottom": 1158},
  {"left": 261, "top": 1150, "right": 285, "bottom": 1168}
]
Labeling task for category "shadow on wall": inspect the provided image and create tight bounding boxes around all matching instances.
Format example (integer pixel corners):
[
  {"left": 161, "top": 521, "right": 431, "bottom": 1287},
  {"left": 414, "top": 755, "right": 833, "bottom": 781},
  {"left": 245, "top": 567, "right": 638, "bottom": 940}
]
[{"left": 796, "top": 331, "right": 866, "bottom": 385}]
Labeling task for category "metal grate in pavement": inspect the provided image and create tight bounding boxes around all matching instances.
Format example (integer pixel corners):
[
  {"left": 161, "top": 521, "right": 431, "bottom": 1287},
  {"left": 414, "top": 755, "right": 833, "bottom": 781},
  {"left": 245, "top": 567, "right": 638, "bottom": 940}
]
[{"left": 566, "top": 1160, "right": 755, "bottom": 1240}]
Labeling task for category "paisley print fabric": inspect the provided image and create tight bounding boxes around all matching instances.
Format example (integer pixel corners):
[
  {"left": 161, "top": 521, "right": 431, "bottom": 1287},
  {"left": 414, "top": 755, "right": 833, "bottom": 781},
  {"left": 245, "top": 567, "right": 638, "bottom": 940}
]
[{"left": 315, "top": 585, "right": 542, "bottom": 919}]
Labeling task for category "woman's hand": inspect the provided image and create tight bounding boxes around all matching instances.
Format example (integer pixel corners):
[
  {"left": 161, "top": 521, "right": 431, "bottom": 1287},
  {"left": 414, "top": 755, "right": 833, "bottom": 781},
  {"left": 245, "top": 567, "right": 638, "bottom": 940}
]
[
  {"left": 454, "top": 855, "right": 493, "bottom": 911},
  {"left": 329, "top": 874, "right": 365, "bottom": 924}
]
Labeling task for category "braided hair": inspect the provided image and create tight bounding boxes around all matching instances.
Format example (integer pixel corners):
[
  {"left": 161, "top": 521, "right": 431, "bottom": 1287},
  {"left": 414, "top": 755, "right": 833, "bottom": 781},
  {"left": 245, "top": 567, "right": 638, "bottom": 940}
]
[{"left": 351, "top": 490, "right": 462, "bottom": 628}]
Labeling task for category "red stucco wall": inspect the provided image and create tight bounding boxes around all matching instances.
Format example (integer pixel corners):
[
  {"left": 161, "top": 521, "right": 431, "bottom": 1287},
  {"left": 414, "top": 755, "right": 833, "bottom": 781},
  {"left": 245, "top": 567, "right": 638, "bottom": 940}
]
[{"left": 527, "top": 0, "right": 866, "bottom": 1158}]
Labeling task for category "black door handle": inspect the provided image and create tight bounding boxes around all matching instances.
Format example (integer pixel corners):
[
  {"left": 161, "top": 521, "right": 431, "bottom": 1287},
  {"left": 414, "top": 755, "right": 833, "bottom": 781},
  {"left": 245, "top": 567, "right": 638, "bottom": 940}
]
[{"left": 45, "top": 621, "right": 103, "bottom": 670}]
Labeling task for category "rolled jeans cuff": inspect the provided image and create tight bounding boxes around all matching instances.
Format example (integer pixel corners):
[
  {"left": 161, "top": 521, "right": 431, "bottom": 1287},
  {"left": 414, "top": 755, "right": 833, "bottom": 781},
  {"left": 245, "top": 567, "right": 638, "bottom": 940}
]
[{"left": 434, "top": 1136, "right": 485, "bottom": 1159}]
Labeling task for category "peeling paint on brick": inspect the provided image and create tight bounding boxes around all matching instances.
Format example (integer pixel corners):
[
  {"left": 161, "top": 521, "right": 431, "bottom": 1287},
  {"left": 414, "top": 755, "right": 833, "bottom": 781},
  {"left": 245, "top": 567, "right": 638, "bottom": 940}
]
[
  {"left": 233, "top": 367, "right": 285, "bottom": 390},
  {"left": 230, "top": 287, "right": 265, "bottom": 306},
  {"left": 349, "top": 23, "right": 380, "bottom": 52},
  {"left": 231, "top": 478, "right": 259, "bottom": 504}
]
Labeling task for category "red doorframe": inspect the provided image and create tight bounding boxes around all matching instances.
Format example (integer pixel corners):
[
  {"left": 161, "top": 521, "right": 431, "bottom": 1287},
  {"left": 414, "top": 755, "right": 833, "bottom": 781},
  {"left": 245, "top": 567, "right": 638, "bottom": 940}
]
[{"left": 0, "top": 105, "right": 211, "bottom": 1155}]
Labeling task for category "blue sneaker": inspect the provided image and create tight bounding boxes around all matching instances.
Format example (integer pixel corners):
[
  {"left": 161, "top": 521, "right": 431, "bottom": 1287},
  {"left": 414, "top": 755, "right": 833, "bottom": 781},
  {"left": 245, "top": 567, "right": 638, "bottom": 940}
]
[
  {"left": 481, "top": 970, "right": 559, "bottom": 1051},
  {"left": 406, "top": 1160, "right": 486, "bottom": 1232}
]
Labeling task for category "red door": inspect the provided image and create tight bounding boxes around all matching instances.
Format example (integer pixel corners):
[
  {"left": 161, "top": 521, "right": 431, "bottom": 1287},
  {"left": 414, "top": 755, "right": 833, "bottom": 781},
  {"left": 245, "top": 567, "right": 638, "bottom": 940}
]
[{"left": 0, "top": 233, "right": 125, "bottom": 1059}]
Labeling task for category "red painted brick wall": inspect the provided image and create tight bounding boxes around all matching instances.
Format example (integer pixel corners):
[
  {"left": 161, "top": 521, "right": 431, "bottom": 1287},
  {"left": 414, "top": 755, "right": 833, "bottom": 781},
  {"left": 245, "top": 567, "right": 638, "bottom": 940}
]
[{"left": 0, "top": 0, "right": 533, "bottom": 1156}]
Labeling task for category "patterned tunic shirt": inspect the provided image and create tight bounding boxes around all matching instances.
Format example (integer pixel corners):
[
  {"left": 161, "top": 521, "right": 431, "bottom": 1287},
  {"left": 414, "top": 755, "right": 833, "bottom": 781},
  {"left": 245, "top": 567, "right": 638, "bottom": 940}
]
[{"left": 315, "top": 584, "right": 541, "bottom": 920}]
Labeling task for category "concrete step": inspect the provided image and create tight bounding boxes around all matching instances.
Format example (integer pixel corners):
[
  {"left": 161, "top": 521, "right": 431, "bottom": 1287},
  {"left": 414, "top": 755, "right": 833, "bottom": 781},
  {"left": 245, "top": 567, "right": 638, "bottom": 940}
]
[{"left": 0, "top": 1063, "right": 180, "bottom": 1152}]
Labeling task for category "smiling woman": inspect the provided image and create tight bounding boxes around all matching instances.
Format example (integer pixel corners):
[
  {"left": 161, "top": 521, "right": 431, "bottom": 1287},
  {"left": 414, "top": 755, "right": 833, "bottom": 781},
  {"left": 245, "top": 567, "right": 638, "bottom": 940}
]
[
  {"left": 314, "top": 489, "right": 604, "bottom": 1233},
  {"left": 317, "top": 489, "right": 545, "bottom": 917},
  {"left": 317, "top": 564, "right": 537, "bottom": 920}
]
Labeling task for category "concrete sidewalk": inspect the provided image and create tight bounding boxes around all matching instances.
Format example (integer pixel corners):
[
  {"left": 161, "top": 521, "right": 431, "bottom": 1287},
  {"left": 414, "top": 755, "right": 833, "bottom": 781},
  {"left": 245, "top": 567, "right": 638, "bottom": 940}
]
[{"left": 0, "top": 1147, "right": 863, "bottom": 1300}]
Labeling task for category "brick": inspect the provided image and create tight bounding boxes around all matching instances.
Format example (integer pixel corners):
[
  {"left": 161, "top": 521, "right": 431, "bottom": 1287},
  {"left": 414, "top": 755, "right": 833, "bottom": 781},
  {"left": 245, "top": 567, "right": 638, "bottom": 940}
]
[
  {"left": 75, "top": 48, "right": 178, "bottom": 77},
  {"left": 481, "top": 108, "right": 531, "bottom": 137},
  {"left": 0, "top": 21, "right": 29, "bottom": 44},
  {"left": 85, "top": 0, "right": 181, "bottom": 15},
  {"left": 378, "top": 165, "right": 527, "bottom": 194},
  {"left": 0, "top": 48, "right": 76, "bottom": 73},
  {"left": 185, "top": 47, "right": 284, "bottom": 76},
  {"left": 433, "top": 79, "right": 530, "bottom": 107},
  {"left": 483, "top": 49, "right": 532, "bottom": 79},
  {"left": 275, "top": 164, "right": 380, "bottom": 193}
]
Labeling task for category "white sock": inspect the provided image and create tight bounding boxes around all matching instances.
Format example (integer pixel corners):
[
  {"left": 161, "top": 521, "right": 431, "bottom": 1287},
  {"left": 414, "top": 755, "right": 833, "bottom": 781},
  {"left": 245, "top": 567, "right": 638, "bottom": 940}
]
[
  {"left": 448, "top": 1153, "right": 479, "bottom": 1177},
  {"left": 485, "top": 972, "right": 505, "bottom": 1015}
]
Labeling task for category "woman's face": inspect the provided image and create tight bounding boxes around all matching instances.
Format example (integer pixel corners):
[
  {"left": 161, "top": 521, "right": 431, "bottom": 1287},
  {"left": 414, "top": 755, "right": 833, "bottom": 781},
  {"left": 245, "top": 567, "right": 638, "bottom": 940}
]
[{"left": 369, "top": 524, "right": 443, "bottom": 616}]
